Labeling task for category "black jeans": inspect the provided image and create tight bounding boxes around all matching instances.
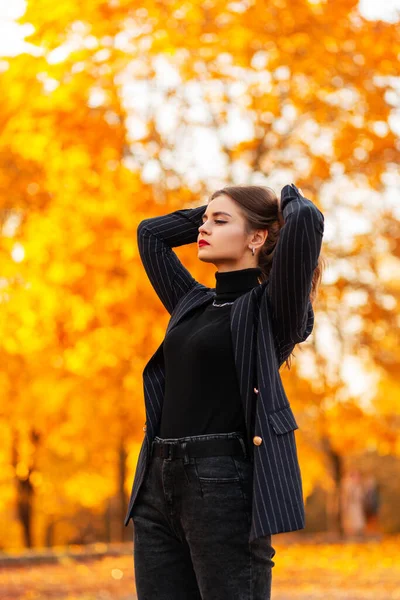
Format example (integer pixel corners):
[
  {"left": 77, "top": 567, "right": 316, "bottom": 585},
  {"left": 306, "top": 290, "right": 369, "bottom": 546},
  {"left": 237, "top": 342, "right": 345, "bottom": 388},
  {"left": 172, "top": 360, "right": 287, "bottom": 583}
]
[{"left": 131, "top": 431, "right": 276, "bottom": 599}]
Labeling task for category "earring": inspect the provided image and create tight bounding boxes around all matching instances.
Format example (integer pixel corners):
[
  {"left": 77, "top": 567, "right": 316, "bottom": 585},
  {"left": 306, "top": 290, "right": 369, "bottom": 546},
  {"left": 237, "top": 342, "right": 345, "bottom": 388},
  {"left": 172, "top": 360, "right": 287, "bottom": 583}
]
[{"left": 249, "top": 246, "right": 255, "bottom": 256}]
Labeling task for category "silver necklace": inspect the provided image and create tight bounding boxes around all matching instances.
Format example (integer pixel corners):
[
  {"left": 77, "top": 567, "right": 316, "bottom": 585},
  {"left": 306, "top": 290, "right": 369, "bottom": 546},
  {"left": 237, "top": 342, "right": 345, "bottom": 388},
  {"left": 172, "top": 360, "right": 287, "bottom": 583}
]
[{"left": 212, "top": 299, "right": 235, "bottom": 307}]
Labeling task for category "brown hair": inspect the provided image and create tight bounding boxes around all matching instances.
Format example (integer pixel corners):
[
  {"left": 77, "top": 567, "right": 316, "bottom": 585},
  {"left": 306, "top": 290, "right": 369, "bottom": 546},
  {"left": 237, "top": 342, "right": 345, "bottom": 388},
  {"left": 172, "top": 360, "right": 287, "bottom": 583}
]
[{"left": 209, "top": 184, "right": 326, "bottom": 370}]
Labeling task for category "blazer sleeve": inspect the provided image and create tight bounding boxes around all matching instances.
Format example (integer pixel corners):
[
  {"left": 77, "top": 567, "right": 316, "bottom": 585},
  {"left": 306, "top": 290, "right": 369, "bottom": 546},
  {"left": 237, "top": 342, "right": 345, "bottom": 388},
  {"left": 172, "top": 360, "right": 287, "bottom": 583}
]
[
  {"left": 266, "top": 183, "right": 324, "bottom": 361},
  {"left": 137, "top": 203, "right": 207, "bottom": 315}
]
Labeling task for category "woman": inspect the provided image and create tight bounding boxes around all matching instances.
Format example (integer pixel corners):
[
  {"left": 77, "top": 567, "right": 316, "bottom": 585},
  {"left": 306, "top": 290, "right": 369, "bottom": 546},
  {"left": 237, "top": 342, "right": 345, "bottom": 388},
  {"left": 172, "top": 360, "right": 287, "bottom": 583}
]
[
  {"left": 126, "top": 183, "right": 325, "bottom": 599},
  {"left": 341, "top": 469, "right": 367, "bottom": 539}
]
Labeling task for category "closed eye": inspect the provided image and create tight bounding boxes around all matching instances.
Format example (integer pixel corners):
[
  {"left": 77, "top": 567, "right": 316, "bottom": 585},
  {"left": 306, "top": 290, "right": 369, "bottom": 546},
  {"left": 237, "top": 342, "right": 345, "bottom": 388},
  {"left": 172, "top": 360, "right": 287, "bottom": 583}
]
[{"left": 200, "top": 219, "right": 227, "bottom": 228}]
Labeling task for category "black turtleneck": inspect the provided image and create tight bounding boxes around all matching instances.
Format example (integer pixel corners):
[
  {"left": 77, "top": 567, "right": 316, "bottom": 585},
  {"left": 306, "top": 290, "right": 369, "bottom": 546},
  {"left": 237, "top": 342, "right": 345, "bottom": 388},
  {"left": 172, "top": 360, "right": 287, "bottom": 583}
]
[
  {"left": 214, "top": 267, "right": 262, "bottom": 303},
  {"left": 159, "top": 267, "right": 262, "bottom": 439}
]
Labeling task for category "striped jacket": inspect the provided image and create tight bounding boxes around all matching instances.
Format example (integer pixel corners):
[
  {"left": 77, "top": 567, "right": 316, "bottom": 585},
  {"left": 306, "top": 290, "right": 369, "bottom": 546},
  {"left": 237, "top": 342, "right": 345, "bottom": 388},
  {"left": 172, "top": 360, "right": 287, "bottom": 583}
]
[{"left": 124, "top": 183, "right": 324, "bottom": 543}]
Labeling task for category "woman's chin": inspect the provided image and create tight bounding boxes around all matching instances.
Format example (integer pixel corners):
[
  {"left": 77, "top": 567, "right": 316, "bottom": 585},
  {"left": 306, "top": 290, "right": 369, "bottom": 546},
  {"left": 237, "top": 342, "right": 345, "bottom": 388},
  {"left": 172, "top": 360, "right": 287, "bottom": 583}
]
[{"left": 197, "top": 252, "right": 214, "bottom": 263}]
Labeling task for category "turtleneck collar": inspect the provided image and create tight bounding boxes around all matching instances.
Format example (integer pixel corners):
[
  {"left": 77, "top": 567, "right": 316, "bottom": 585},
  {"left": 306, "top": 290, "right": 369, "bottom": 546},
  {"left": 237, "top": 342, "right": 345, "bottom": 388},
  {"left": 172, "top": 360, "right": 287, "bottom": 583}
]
[{"left": 214, "top": 267, "right": 262, "bottom": 303}]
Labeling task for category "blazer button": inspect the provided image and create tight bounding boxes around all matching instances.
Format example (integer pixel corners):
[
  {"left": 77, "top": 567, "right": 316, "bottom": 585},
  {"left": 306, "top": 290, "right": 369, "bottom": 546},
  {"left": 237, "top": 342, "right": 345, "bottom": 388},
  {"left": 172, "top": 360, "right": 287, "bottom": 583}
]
[
  {"left": 253, "top": 436, "right": 263, "bottom": 446},
  {"left": 143, "top": 425, "right": 147, "bottom": 432},
  {"left": 254, "top": 387, "right": 259, "bottom": 394}
]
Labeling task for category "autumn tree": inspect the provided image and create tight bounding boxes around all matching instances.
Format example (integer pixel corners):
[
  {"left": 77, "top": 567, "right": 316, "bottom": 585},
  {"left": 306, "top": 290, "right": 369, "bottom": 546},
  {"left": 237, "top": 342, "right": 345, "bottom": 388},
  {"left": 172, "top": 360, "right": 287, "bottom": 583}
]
[{"left": 0, "top": 0, "right": 399, "bottom": 547}]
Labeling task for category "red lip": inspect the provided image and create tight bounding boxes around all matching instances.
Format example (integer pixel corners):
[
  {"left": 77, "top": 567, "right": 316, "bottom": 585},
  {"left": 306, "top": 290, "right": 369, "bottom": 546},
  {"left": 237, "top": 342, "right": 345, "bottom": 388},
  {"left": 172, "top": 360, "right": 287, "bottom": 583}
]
[{"left": 198, "top": 240, "right": 210, "bottom": 247}]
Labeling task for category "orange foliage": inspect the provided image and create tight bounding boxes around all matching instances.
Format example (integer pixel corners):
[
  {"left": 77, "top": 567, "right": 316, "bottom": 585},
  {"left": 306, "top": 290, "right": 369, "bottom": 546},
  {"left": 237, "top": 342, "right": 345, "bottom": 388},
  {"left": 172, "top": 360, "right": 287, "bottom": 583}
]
[{"left": 0, "top": 0, "right": 398, "bottom": 549}]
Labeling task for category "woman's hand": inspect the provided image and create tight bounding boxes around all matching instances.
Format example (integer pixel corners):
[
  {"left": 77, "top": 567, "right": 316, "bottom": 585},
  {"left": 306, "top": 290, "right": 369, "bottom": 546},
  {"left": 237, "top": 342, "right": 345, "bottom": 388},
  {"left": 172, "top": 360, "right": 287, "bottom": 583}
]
[
  {"left": 277, "top": 184, "right": 304, "bottom": 227},
  {"left": 290, "top": 183, "right": 304, "bottom": 195}
]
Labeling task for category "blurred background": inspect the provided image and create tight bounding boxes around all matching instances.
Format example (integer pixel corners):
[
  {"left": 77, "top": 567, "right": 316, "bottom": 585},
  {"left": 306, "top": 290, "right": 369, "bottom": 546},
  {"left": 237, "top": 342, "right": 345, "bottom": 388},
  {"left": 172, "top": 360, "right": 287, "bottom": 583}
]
[{"left": 0, "top": 0, "right": 399, "bottom": 597}]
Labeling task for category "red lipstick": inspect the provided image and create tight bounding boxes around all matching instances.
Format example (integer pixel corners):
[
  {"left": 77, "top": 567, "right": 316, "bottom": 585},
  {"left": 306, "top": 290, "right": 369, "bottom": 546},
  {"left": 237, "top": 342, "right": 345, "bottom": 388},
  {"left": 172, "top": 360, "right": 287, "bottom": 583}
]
[{"left": 198, "top": 240, "right": 210, "bottom": 247}]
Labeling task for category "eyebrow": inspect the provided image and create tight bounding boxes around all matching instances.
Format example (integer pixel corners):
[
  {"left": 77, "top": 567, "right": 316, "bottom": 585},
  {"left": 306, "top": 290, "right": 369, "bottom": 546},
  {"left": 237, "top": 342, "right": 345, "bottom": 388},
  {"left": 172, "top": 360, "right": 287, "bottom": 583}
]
[{"left": 201, "top": 211, "right": 232, "bottom": 220}]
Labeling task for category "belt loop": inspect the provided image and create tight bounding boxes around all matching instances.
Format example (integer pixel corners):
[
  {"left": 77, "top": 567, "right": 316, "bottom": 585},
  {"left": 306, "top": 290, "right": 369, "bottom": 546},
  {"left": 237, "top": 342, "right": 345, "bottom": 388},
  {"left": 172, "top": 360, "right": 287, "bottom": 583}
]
[
  {"left": 182, "top": 441, "right": 189, "bottom": 465},
  {"left": 161, "top": 443, "right": 168, "bottom": 460},
  {"left": 169, "top": 442, "right": 180, "bottom": 460},
  {"left": 152, "top": 440, "right": 158, "bottom": 458},
  {"left": 166, "top": 443, "right": 173, "bottom": 460},
  {"left": 237, "top": 436, "right": 248, "bottom": 459}
]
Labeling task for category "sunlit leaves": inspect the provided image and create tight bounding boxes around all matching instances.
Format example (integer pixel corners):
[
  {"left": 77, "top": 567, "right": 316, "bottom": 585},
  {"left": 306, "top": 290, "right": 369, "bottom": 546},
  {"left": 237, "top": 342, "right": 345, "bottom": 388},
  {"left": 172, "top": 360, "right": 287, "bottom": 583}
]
[{"left": 0, "top": 0, "right": 398, "bottom": 549}]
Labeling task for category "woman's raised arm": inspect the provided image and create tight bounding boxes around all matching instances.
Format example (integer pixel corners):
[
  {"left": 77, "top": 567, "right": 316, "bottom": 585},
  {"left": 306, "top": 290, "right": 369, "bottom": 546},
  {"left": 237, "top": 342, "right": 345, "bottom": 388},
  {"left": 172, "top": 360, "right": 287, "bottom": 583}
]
[
  {"left": 137, "top": 204, "right": 207, "bottom": 314},
  {"left": 266, "top": 183, "right": 324, "bottom": 361}
]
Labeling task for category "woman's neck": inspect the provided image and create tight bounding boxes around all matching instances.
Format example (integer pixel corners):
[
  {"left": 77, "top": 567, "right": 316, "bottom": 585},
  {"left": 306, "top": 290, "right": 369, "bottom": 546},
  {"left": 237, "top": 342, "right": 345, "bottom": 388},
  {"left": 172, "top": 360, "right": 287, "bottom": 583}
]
[{"left": 214, "top": 267, "right": 262, "bottom": 301}]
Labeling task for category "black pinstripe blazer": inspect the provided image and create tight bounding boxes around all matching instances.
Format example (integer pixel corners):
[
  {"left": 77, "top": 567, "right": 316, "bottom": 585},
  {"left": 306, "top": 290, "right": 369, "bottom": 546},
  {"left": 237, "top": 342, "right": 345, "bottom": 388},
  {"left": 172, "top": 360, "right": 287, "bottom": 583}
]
[{"left": 124, "top": 183, "right": 324, "bottom": 543}]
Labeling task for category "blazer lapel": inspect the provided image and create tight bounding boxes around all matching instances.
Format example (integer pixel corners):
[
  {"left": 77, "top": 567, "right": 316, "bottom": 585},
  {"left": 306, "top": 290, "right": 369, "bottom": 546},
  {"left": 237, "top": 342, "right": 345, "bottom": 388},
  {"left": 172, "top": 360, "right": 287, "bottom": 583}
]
[
  {"left": 165, "top": 284, "right": 215, "bottom": 335},
  {"left": 230, "top": 284, "right": 265, "bottom": 452}
]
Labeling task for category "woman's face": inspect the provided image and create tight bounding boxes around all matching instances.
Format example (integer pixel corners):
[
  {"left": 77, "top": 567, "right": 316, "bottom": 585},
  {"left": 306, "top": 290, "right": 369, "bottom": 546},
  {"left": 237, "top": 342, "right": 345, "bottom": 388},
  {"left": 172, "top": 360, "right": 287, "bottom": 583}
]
[{"left": 197, "top": 194, "right": 263, "bottom": 271}]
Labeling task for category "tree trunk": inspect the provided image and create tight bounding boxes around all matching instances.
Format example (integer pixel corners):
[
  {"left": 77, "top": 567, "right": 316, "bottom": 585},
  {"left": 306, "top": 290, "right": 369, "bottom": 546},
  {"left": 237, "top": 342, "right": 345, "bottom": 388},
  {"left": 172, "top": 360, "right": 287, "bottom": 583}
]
[
  {"left": 12, "top": 428, "right": 41, "bottom": 548},
  {"left": 322, "top": 436, "right": 345, "bottom": 537}
]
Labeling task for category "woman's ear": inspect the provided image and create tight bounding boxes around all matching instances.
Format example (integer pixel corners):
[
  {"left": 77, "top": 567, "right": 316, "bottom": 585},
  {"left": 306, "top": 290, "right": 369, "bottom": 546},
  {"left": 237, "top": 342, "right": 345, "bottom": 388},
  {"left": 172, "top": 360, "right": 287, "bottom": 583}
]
[{"left": 252, "top": 229, "right": 268, "bottom": 246}]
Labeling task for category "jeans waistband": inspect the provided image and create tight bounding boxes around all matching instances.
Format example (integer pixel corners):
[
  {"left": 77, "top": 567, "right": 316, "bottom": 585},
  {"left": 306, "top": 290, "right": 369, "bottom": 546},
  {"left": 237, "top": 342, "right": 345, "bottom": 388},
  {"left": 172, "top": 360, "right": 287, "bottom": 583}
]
[
  {"left": 154, "top": 431, "right": 246, "bottom": 444},
  {"left": 152, "top": 431, "right": 249, "bottom": 460}
]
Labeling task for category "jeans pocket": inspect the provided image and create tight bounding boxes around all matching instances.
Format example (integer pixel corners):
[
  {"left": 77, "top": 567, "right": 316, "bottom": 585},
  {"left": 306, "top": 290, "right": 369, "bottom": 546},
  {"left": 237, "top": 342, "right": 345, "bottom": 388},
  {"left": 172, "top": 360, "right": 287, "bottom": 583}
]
[
  {"left": 194, "top": 455, "right": 240, "bottom": 483},
  {"left": 232, "top": 455, "right": 253, "bottom": 476},
  {"left": 232, "top": 455, "right": 254, "bottom": 509}
]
